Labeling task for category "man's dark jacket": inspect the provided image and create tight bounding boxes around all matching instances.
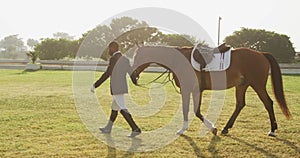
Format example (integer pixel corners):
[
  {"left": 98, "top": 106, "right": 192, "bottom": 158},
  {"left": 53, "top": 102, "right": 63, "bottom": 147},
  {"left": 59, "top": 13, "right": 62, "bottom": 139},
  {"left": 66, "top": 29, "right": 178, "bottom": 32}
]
[{"left": 94, "top": 52, "right": 137, "bottom": 95}]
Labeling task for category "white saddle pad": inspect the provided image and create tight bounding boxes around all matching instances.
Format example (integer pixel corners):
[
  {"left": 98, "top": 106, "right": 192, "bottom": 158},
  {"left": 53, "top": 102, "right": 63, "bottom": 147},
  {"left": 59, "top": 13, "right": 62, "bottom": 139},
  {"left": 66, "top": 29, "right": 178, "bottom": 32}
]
[{"left": 191, "top": 48, "right": 232, "bottom": 72}]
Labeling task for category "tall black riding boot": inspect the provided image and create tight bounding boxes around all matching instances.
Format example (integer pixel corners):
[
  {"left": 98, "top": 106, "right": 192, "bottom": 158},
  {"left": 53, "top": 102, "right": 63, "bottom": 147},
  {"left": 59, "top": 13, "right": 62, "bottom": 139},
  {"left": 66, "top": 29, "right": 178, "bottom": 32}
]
[
  {"left": 99, "top": 110, "right": 118, "bottom": 133},
  {"left": 120, "top": 109, "right": 141, "bottom": 137}
]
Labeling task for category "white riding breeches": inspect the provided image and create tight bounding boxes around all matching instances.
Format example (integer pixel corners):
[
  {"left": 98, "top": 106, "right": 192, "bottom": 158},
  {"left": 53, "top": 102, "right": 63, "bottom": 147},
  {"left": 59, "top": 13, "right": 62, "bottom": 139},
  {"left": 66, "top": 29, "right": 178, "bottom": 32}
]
[{"left": 111, "top": 94, "right": 127, "bottom": 110}]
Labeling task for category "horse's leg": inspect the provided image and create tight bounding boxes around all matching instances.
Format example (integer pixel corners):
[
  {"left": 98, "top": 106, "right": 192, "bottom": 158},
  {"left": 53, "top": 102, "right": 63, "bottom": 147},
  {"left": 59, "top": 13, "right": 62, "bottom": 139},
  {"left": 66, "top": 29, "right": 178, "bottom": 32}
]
[
  {"left": 193, "top": 90, "right": 217, "bottom": 135},
  {"left": 221, "top": 85, "right": 248, "bottom": 135},
  {"left": 253, "top": 87, "right": 277, "bottom": 137},
  {"left": 176, "top": 92, "right": 190, "bottom": 135}
]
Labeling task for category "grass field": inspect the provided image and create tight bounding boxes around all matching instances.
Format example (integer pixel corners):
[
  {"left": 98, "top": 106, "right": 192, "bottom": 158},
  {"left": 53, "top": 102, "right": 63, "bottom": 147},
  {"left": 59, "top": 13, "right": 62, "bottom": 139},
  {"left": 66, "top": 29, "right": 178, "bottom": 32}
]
[{"left": 0, "top": 69, "right": 300, "bottom": 157}]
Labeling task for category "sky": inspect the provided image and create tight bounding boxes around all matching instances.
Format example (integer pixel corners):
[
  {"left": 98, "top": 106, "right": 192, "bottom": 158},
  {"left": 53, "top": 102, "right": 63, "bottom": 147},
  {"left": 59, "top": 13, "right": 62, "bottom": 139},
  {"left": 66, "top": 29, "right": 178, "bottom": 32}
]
[{"left": 1, "top": 0, "right": 300, "bottom": 51}]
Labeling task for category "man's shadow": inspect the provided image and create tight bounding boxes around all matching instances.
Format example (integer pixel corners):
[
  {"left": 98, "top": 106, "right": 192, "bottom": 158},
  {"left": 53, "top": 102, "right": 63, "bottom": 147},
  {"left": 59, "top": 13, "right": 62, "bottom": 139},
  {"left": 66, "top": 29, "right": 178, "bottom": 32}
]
[
  {"left": 104, "top": 134, "right": 142, "bottom": 158},
  {"left": 122, "top": 137, "right": 142, "bottom": 158},
  {"left": 104, "top": 134, "right": 116, "bottom": 158}
]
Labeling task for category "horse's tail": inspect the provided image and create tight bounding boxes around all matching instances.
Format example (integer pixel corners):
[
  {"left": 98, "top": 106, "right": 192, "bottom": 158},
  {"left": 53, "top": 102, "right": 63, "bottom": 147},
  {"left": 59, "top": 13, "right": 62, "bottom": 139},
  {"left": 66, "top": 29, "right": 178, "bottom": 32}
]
[{"left": 263, "top": 53, "right": 291, "bottom": 119}]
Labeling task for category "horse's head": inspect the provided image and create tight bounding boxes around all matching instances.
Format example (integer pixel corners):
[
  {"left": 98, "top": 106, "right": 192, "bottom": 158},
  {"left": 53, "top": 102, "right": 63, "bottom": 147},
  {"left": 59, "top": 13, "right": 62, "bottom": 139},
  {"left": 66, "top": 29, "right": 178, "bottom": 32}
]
[
  {"left": 132, "top": 63, "right": 151, "bottom": 81},
  {"left": 132, "top": 47, "right": 152, "bottom": 80}
]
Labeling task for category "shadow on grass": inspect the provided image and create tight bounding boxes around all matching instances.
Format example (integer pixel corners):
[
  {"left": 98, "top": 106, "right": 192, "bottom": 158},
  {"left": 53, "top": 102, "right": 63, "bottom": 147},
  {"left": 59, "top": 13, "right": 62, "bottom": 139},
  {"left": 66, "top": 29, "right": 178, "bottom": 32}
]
[
  {"left": 104, "top": 134, "right": 116, "bottom": 158},
  {"left": 283, "top": 74, "right": 300, "bottom": 77},
  {"left": 122, "top": 137, "right": 142, "bottom": 158},
  {"left": 14, "top": 70, "right": 29, "bottom": 75},
  {"left": 14, "top": 69, "right": 41, "bottom": 75},
  {"left": 181, "top": 134, "right": 205, "bottom": 158},
  {"left": 227, "top": 135, "right": 279, "bottom": 158},
  {"left": 276, "top": 137, "right": 300, "bottom": 154},
  {"left": 104, "top": 134, "right": 142, "bottom": 158},
  {"left": 107, "top": 145, "right": 117, "bottom": 158},
  {"left": 208, "top": 135, "right": 221, "bottom": 158}
]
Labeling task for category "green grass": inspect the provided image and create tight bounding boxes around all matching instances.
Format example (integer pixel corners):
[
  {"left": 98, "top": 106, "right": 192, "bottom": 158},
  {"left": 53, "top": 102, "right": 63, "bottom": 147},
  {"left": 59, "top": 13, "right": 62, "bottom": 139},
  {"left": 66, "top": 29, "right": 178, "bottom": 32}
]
[{"left": 0, "top": 69, "right": 300, "bottom": 157}]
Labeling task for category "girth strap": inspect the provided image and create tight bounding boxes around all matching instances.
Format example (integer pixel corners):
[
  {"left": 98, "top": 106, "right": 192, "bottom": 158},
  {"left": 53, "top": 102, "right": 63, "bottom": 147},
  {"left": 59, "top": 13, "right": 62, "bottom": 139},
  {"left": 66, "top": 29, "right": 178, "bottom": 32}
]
[{"left": 201, "top": 71, "right": 206, "bottom": 90}]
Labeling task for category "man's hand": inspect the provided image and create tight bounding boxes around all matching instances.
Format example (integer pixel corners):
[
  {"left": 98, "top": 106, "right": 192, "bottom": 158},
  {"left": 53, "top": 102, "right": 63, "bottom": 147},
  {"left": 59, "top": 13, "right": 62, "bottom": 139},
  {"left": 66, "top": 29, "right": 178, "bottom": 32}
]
[
  {"left": 132, "top": 78, "right": 138, "bottom": 85},
  {"left": 90, "top": 85, "right": 95, "bottom": 93},
  {"left": 132, "top": 75, "right": 139, "bottom": 85},
  {"left": 130, "top": 72, "right": 139, "bottom": 86}
]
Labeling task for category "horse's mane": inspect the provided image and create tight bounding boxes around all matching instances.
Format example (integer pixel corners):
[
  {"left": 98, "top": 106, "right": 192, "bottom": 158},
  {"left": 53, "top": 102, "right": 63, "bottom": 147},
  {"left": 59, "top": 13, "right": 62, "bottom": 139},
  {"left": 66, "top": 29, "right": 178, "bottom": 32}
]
[
  {"left": 178, "top": 46, "right": 193, "bottom": 49},
  {"left": 175, "top": 47, "right": 193, "bottom": 60},
  {"left": 137, "top": 45, "right": 193, "bottom": 50},
  {"left": 175, "top": 46, "right": 193, "bottom": 52},
  {"left": 135, "top": 45, "right": 193, "bottom": 57}
]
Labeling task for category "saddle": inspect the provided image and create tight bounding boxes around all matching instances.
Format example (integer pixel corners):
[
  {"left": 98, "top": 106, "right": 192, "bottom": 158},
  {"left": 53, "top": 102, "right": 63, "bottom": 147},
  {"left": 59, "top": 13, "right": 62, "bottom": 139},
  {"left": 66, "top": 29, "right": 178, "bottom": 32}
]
[{"left": 193, "top": 43, "right": 231, "bottom": 68}]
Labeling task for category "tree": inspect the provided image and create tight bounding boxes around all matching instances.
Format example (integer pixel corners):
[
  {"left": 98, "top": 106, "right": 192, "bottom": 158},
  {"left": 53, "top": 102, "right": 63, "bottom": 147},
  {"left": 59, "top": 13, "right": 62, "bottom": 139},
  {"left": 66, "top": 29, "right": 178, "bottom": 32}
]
[
  {"left": 31, "top": 16, "right": 206, "bottom": 60},
  {"left": 34, "top": 38, "right": 79, "bottom": 60},
  {"left": 32, "top": 17, "right": 150, "bottom": 60},
  {"left": 160, "top": 34, "right": 194, "bottom": 47},
  {"left": 80, "top": 17, "right": 205, "bottom": 60},
  {"left": 78, "top": 25, "right": 114, "bottom": 59},
  {"left": 79, "top": 16, "right": 150, "bottom": 60},
  {"left": 115, "top": 27, "right": 161, "bottom": 50},
  {"left": 53, "top": 32, "right": 75, "bottom": 40},
  {"left": 27, "top": 38, "right": 39, "bottom": 50},
  {"left": 26, "top": 51, "right": 40, "bottom": 64},
  {"left": 224, "top": 28, "right": 296, "bottom": 62},
  {"left": 111, "top": 27, "right": 162, "bottom": 58},
  {"left": 0, "top": 34, "right": 25, "bottom": 53},
  {"left": 110, "top": 17, "right": 148, "bottom": 37}
]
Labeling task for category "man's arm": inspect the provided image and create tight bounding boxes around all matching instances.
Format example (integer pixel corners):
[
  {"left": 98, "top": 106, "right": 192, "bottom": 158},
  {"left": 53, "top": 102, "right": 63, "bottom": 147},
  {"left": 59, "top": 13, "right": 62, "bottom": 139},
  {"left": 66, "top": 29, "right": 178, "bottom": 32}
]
[
  {"left": 93, "top": 58, "right": 114, "bottom": 89},
  {"left": 93, "top": 71, "right": 109, "bottom": 88}
]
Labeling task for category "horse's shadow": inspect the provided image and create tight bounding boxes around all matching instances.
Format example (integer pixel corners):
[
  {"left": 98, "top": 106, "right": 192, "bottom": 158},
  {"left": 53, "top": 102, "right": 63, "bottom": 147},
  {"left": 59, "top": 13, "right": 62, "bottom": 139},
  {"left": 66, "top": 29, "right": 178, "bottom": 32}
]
[
  {"left": 208, "top": 135, "right": 221, "bottom": 157},
  {"left": 103, "top": 133, "right": 300, "bottom": 157},
  {"left": 227, "top": 135, "right": 279, "bottom": 158},
  {"left": 275, "top": 137, "right": 300, "bottom": 154},
  {"left": 181, "top": 134, "right": 221, "bottom": 158},
  {"left": 181, "top": 135, "right": 203, "bottom": 157},
  {"left": 227, "top": 135, "right": 300, "bottom": 156}
]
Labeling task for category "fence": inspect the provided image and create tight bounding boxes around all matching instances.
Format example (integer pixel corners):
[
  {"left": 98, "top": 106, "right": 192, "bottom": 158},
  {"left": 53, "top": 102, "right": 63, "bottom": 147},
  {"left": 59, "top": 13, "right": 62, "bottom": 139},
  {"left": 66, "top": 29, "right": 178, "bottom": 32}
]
[
  {"left": 0, "top": 59, "right": 300, "bottom": 74},
  {"left": 0, "top": 59, "right": 166, "bottom": 72}
]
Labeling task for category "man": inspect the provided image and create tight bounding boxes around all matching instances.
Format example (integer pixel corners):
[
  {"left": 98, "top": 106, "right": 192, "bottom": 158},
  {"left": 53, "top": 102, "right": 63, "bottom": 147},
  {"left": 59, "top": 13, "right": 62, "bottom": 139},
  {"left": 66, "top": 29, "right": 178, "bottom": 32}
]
[{"left": 91, "top": 41, "right": 141, "bottom": 137}]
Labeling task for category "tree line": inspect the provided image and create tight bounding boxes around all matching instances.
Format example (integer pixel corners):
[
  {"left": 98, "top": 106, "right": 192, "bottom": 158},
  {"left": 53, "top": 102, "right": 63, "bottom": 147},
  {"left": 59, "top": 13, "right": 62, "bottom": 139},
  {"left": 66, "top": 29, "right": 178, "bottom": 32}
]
[
  {"left": 0, "top": 17, "right": 296, "bottom": 63},
  {"left": 224, "top": 28, "right": 296, "bottom": 62}
]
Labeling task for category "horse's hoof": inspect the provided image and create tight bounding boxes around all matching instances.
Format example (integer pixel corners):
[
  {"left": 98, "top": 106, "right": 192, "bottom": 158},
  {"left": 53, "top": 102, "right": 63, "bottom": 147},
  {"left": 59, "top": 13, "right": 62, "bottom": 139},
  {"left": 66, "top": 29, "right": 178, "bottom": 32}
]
[
  {"left": 221, "top": 128, "right": 228, "bottom": 135},
  {"left": 268, "top": 131, "right": 276, "bottom": 137},
  {"left": 177, "top": 132, "right": 183, "bottom": 135},
  {"left": 176, "top": 129, "right": 184, "bottom": 135},
  {"left": 211, "top": 128, "right": 217, "bottom": 135}
]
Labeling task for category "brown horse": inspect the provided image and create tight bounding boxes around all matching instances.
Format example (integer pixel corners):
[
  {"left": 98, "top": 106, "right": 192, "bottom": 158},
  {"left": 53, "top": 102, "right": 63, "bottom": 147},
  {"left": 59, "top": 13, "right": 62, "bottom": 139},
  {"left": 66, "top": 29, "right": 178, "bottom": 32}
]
[{"left": 132, "top": 46, "right": 291, "bottom": 137}]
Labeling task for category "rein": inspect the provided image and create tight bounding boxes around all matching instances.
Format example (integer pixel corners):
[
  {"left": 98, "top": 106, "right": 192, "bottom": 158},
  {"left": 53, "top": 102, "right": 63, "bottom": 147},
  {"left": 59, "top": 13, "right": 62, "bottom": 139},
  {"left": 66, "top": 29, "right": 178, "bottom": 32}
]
[
  {"left": 136, "top": 70, "right": 180, "bottom": 93},
  {"left": 137, "top": 69, "right": 169, "bottom": 87}
]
